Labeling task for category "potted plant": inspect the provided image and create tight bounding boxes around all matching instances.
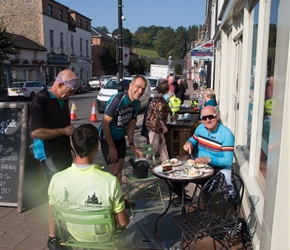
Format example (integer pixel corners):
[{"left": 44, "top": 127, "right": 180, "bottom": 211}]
[
  {"left": 22, "top": 59, "right": 29, "bottom": 64},
  {"left": 32, "top": 59, "right": 39, "bottom": 64}
]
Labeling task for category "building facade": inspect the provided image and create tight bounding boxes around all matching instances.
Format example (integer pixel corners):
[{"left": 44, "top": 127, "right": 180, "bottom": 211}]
[
  {"left": 205, "top": 0, "right": 289, "bottom": 249},
  {"left": 0, "top": 0, "right": 92, "bottom": 85}
]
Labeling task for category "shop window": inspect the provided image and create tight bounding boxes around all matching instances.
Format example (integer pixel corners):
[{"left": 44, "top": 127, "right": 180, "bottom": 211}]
[
  {"left": 247, "top": 2, "right": 259, "bottom": 148},
  {"left": 260, "top": 0, "right": 278, "bottom": 178},
  {"left": 247, "top": 1, "right": 278, "bottom": 181}
]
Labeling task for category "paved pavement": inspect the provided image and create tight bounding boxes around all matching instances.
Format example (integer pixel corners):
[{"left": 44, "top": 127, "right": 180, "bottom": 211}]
[{"left": 0, "top": 83, "right": 245, "bottom": 249}]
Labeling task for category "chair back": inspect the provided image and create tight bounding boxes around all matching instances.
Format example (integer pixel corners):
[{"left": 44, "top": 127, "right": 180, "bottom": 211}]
[
  {"left": 197, "top": 172, "right": 244, "bottom": 237},
  {"left": 53, "top": 206, "right": 116, "bottom": 249}
]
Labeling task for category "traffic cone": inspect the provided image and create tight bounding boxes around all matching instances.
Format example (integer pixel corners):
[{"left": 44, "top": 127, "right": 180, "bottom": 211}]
[
  {"left": 70, "top": 102, "right": 77, "bottom": 121},
  {"left": 89, "top": 102, "right": 97, "bottom": 122}
]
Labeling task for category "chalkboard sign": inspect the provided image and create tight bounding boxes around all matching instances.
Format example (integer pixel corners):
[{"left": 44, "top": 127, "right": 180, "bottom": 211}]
[{"left": 0, "top": 102, "right": 28, "bottom": 212}]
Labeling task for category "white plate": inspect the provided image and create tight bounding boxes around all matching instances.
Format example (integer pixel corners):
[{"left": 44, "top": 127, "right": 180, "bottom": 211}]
[
  {"left": 155, "top": 166, "right": 175, "bottom": 174},
  {"left": 182, "top": 171, "right": 203, "bottom": 177},
  {"left": 170, "top": 160, "right": 183, "bottom": 167}
]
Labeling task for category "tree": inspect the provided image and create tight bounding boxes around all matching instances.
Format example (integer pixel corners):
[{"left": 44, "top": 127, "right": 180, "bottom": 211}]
[
  {"left": 175, "top": 63, "right": 183, "bottom": 75},
  {"left": 0, "top": 20, "right": 19, "bottom": 83},
  {"left": 155, "top": 27, "right": 176, "bottom": 58},
  {"left": 127, "top": 57, "right": 147, "bottom": 76},
  {"left": 96, "top": 26, "right": 109, "bottom": 33},
  {"left": 172, "top": 26, "right": 187, "bottom": 59},
  {"left": 99, "top": 44, "right": 118, "bottom": 75},
  {"left": 112, "top": 28, "right": 132, "bottom": 46}
]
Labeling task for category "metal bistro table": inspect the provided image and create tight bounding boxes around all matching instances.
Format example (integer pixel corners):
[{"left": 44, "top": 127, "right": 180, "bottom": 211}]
[
  {"left": 165, "top": 114, "right": 198, "bottom": 158},
  {"left": 152, "top": 163, "right": 214, "bottom": 236}
]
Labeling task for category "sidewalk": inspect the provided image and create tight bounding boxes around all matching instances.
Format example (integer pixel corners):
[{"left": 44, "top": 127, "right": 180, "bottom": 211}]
[{"left": 1, "top": 83, "right": 244, "bottom": 249}]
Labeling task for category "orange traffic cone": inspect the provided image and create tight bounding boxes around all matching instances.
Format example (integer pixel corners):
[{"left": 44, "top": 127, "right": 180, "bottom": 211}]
[
  {"left": 89, "top": 102, "right": 97, "bottom": 122},
  {"left": 70, "top": 102, "right": 77, "bottom": 121}
]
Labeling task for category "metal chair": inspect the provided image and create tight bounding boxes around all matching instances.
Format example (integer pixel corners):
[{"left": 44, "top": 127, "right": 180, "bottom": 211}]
[
  {"left": 172, "top": 172, "right": 244, "bottom": 250},
  {"left": 53, "top": 206, "right": 125, "bottom": 249},
  {"left": 125, "top": 144, "right": 165, "bottom": 217}
]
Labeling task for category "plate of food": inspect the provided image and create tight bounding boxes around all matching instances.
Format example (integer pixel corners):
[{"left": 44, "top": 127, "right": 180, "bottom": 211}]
[
  {"left": 170, "top": 158, "right": 183, "bottom": 166},
  {"left": 183, "top": 168, "right": 203, "bottom": 177},
  {"left": 155, "top": 166, "right": 175, "bottom": 174},
  {"left": 194, "top": 163, "right": 207, "bottom": 169}
]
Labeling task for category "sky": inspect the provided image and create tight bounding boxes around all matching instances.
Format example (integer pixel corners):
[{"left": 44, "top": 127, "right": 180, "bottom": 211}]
[{"left": 57, "top": 0, "right": 206, "bottom": 33}]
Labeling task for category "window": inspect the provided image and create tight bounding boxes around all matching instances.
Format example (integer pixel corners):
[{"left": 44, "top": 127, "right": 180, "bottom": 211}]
[
  {"left": 71, "top": 35, "right": 74, "bottom": 55},
  {"left": 79, "top": 18, "right": 82, "bottom": 28},
  {"left": 247, "top": 1, "right": 279, "bottom": 181},
  {"left": 60, "top": 32, "right": 64, "bottom": 53},
  {"left": 49, "top": 30, "right": 54, "bottom": 52},
  {"left": 48, "top": 4, "right": 53, "bottom": 16},
  {"left": 85, "top": 39, "right": 89, "bottom": 57},
  {"left": 85, "top": 21, "right": 88, "bottom": 30},
  {"left": 259, "top": 0, "right": 278, "bottom": 178},
  {"left": 80, "top": 38, "right": 83, "bottom": 56},
  {"left": 247, "top": 3, "right": 259, "bottom": 148},
  {"left": 58, "top": 9, "right": 63, "bottom": 20}
]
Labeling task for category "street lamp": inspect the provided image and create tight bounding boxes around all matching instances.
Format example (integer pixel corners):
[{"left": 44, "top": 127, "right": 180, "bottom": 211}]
[{"left": 117, "top": 0, "right": 124, "bottom": 92}]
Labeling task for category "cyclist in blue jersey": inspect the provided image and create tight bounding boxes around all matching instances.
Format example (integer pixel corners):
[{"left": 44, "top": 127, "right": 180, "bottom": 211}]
[
  {"left": 99, "top": 76, "right": 147, "bottom": 185},
  {"left": 170, "top": 105, "right": 235, "bottom": 200}
]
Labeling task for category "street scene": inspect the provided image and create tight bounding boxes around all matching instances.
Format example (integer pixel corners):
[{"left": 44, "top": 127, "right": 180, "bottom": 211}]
[{"left": 1, "top": 0, "right": 289, "bottom": 250}]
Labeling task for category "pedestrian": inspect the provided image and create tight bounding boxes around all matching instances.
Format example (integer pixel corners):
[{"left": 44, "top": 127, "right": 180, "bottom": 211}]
[
  {"left": 192, "top": 78, "right": 198, "bottom": 91},
  {"left": 98, "top": 75, "right": 147, "bottom": 185},
  {"left": 146, "top": 82, "right": 171, "bottom": 162},
  {"left": 167, "top": 75, "right": 176, "bottom": 97},
  {"left": 47, "top": 124, "right": 129, "bottom": 250},
  {"left": 29, "top": 69, "right": 79, "bottom": 183},
  {"left": 175, "top": 78, "right": 186, "bottom": 104},
  {"left": 169, "top": 106, "right": 235, "bottom": 200},
  {"left": 199, "top": 88, "right": 217, "bottom": 112},
  {"left": 140, "top": 96, "right": 153, "bottom": 143}
]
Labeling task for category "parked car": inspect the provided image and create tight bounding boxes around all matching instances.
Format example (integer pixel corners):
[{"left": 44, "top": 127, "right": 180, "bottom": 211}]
[
  {"left": 96, "top": 77, "right": 151, "bottom": 113},
  {"left": 99, "top": 75, "right": 115, "bottom": 88},
  {"left": 88, "top": 77, "right": 100, "bottom": 90},
  {"left": 76, "top": 79, "right": 88, "bottom": 94},
  {"left": 7, "top": 81, "right": 45, "bottom": 100},
  {"left": 145, "top": 76, "right": 163, "bottom": 91}
]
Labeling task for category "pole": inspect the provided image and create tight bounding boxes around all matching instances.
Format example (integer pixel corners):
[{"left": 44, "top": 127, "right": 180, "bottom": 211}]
[{"left": 117, "top": 0, "right": 124, "bottom": 92}]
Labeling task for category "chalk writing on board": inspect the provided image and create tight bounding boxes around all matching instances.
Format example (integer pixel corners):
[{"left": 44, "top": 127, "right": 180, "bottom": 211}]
[{"left": 0, "top": 119, "right": 17, "bottom": 134}]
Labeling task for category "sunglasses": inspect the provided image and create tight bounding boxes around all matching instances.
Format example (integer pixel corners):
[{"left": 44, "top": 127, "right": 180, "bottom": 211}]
[
  {"left": 201, "top": 113, "right": 217, "bottom": 121},
  {"left": 55, "top": 76, "right": 79, "bottom": 92}
]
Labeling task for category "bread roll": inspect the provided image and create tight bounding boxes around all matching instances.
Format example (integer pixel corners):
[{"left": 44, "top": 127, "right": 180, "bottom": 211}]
[
  {"left": 187, "top": 159, "right": 195, "bottom": 165},
  {"left": 170, "top": 158, "right": 179, "bottom": 164}
]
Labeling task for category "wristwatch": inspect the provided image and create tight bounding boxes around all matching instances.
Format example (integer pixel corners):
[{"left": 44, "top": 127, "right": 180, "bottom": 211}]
[{"left": 129, "top": 142, "right": 134, "bottom": 146}]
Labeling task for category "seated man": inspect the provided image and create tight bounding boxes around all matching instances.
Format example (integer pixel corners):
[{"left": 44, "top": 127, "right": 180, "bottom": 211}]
[
  {"left": 170, "top": 106, "right": 235, "bottom": 199},
  {"left": 47, "top": 124, "right": 129, "bottom": 250}
]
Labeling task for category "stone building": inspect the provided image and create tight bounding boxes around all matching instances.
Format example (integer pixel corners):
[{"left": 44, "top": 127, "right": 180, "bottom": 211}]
[{"left": 0, "top": 0, "right": 92, "bottom": 85}]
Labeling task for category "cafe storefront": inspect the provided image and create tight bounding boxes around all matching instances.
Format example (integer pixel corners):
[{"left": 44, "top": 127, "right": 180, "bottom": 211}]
[
  {"left": 46, "top": 52, "right": 70, "bottom": 83},
  {"left": 210, "top": 0, "right": 289, "bottom": 249}
]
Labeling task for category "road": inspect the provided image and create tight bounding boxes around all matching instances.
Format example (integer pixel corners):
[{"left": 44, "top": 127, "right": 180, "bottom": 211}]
[{"left": 0, "top": 89, "right": 145, "bottom": 128}]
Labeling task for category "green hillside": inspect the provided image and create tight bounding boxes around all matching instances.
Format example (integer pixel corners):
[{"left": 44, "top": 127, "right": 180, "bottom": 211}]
[{"left": 133, "top": 48, "right": 160, "bottom": 58}]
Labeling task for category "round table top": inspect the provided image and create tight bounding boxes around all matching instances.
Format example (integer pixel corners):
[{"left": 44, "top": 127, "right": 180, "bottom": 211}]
[{"left": 152, "top": 163, "right": 214, "bottom": 182}]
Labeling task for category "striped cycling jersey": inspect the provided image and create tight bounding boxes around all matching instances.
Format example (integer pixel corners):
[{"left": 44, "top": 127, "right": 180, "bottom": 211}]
[{"left": 188, "top": 123, "right": 235, "bottom": 169}]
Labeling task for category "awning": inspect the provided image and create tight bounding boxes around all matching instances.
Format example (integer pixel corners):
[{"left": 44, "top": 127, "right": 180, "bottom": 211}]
[
  {"left": 191, "top": 40, "right": 214, "bottom": 51},
  {"left": 191, "top": 40, "right": 214, "bottom": 61}
]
